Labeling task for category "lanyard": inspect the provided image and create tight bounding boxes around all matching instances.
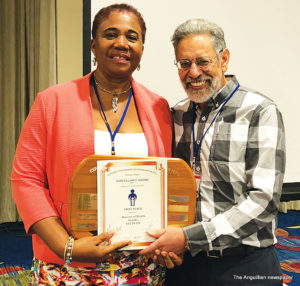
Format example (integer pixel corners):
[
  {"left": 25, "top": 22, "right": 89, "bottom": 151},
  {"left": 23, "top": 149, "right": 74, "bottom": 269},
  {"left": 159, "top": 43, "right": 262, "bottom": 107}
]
[
  {"left": 192, "top": 83, "right": 240, "bottom": 158},
  {"left": 91, "top": 75, "right": 133, "bottom": 155}
]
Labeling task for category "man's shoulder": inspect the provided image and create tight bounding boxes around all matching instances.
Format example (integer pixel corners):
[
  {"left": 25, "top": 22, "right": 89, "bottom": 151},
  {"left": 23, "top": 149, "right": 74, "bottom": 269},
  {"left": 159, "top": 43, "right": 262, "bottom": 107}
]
[
  {"left": 226, "top": 76, "right": 276, "bottom": 108},
  {"left": 238, "top": 85, "right": 276, "bottom": 108},
  {"left": 172, "top": 97, "right": 191, "bottom": 112}
]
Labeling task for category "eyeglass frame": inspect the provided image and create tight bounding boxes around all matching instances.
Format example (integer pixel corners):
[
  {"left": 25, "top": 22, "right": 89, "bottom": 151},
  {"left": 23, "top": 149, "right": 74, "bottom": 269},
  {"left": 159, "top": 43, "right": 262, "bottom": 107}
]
[{"left": 174, "top": 49, "right": 224, "bottom": 71}]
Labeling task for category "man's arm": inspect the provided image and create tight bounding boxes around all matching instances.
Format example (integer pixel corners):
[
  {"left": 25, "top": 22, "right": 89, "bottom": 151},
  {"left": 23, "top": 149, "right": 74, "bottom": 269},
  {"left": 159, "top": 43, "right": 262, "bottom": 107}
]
[{"left": 141, "top": 103, "right": 285, "bottom": 257}]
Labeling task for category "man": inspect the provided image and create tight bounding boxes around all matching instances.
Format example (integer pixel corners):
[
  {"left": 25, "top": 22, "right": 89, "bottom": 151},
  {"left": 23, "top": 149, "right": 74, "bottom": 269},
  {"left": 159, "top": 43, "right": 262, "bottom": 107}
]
[{"left": 140, "top": 18, "right": 285, "bottom": 285}]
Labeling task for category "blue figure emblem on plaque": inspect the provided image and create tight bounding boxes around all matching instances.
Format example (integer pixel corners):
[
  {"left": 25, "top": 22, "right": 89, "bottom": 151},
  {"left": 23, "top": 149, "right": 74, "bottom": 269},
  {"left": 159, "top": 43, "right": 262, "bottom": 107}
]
[{"left": 128, "top": 189, "right": 137, "bottom": 206}]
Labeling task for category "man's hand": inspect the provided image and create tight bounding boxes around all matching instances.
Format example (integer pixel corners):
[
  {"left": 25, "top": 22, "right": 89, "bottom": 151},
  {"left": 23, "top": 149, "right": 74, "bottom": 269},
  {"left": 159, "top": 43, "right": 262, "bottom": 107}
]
[
  {"left": 139, "top": 227, "right": 186, "bottom": 256},
  {"left": 152, "top": 250, "right": 183, "bottom": 269}
]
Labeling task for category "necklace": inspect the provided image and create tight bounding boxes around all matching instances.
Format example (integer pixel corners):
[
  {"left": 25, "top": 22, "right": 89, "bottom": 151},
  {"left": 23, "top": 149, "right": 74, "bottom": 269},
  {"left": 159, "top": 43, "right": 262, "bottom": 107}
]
[
  {"left": 94, "top": 76, "right": 132, "bottom": 113},
  {"left": 92, "top": 74, "right": 133, "bottom": 155}
]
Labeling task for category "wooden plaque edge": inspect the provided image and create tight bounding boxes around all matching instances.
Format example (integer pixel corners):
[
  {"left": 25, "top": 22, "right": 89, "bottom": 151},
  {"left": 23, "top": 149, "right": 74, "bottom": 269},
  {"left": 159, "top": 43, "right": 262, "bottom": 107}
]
[{"left": 68, "top": 155, "right": 196, "bottom": 238}]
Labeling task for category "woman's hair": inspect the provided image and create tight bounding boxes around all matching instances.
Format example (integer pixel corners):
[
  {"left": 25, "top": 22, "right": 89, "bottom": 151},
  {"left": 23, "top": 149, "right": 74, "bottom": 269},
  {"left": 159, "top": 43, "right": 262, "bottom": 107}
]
[
  {"left": 171, "top": 18, "right": 226, "bottom": 53},
  {"left": 92, "top": 3, "right": 146, "bottom": 43}
]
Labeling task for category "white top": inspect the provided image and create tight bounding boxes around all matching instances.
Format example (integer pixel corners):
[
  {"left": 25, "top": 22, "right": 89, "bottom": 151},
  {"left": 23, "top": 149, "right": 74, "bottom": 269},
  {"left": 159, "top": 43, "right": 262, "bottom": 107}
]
[{"left": 94, "top": 130, "right": 148, "bottom": 157}]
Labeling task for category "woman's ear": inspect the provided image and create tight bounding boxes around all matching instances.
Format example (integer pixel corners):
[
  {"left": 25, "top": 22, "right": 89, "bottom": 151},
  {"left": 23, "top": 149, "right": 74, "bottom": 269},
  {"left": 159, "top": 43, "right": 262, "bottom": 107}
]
[{"left": 91, "top": 39, "right": 96, "bottom": 55}]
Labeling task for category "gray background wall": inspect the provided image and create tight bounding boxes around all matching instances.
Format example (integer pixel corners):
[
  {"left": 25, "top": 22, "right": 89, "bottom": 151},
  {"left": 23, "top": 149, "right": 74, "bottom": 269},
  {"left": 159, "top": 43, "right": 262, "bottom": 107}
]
[{"left": 90, "top": 0, "right": 300, "bottom": 183}]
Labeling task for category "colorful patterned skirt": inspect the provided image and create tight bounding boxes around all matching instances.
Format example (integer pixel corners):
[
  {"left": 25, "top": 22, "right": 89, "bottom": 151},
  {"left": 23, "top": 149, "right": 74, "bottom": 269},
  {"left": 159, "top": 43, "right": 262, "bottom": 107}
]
[{"left": 30, "top": 252, "right": 165, "bottom": 285}]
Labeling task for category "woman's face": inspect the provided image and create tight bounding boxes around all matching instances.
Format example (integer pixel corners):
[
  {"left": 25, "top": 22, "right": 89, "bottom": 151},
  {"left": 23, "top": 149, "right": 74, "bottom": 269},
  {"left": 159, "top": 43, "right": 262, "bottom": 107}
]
[{"left": 91, "top": 11, "right": 144, "bottom": 80}]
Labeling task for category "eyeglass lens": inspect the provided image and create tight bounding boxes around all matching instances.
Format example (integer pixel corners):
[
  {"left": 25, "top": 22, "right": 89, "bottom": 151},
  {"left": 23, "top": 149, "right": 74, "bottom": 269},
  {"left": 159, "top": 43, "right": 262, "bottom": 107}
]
[{"left": 178, "top": 57, "right": 213, "bottom": 70}]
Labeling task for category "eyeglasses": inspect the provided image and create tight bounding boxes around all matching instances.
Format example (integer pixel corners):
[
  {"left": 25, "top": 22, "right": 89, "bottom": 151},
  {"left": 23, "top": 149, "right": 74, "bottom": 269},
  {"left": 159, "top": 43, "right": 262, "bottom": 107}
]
[{"left": 175, "top": 51, "right": 222, "bottom": 71}]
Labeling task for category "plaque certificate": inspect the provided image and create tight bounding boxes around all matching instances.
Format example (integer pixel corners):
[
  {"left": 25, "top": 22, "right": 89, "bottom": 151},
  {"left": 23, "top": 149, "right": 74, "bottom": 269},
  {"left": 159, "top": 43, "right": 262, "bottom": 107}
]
[{"left": 97, "top": 159, "right": 167, "bottom": 250}]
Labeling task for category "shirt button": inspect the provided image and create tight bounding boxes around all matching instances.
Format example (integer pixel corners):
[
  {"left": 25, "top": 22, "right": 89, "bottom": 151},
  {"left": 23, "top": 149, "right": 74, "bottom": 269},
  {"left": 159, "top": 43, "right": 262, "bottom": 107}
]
[
  {"left": 196, "top": 166, "right": 200, "bottom": 172},
  {"left": 197, "top": 140, "right": 200, "bottom": 144},
  {"left": 201, "top": 116, "right": 206, "bottom": 121}
]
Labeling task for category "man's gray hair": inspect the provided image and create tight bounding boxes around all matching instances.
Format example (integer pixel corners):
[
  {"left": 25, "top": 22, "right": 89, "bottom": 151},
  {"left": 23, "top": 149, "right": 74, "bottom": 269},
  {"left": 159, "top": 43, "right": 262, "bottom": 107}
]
[{"left": 171, "top": 18, "right": 226, "bottom": 53}]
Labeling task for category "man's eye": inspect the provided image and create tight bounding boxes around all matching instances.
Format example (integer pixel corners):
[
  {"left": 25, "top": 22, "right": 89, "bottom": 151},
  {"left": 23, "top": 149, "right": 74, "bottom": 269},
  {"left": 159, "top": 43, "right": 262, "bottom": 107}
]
[
  {"left": 180, "top": 61, "right": 191, "bottom": 69},
  {"left": 197, "top": 59, "right": 210, "bottom": 66}
]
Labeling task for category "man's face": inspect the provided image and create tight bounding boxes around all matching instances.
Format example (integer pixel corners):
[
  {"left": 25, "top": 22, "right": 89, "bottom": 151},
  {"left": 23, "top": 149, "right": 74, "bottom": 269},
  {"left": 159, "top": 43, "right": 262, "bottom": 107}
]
[{"left": 175, "top": 33, "right": 229, "bottom": 103}]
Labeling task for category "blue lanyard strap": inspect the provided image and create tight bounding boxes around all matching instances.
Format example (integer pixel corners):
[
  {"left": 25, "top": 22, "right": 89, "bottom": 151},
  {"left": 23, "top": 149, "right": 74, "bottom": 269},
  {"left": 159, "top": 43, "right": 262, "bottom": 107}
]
[
  {"left": 192, "top": 83, "right": 240, "bottom": 158},
  {"left": 91, "top": 74, "right": 133, "bottom": 155}
]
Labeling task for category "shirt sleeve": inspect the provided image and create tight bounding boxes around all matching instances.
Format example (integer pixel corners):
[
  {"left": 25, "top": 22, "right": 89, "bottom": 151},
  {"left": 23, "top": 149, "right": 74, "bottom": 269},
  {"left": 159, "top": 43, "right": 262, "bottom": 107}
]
[
  {"left": 11, "top": 94, "right": 58, "bottom": 234},
  {"left": 183, "top": 103, "right": 286, "bottom": 256}
]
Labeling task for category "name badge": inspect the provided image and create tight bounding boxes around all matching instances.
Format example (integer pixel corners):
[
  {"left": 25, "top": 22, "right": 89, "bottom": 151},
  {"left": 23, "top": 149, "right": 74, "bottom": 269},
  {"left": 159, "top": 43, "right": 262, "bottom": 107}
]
[{"left": 192, "top": 160, "right": 201, "bottom": 197}]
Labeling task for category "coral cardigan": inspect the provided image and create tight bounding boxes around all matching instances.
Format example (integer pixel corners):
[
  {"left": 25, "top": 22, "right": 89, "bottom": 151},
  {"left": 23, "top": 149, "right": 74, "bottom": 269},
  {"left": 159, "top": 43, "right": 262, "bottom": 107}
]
[{"left": 11, "top": 72, "right": 172, "bottom": 266}]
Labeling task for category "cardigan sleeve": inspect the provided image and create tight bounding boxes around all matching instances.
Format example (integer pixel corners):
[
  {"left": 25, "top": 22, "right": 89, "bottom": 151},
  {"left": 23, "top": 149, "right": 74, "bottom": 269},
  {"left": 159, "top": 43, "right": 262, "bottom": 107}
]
[{"left": 11, "top": 93, "right": 58, "bottom": 234}]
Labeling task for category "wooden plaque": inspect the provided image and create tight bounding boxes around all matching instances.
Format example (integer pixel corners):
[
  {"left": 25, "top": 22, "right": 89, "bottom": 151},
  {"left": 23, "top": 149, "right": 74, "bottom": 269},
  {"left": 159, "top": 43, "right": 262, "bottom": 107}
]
[{"left": 68, "top": 155, "right": 196, "bottom": 238}]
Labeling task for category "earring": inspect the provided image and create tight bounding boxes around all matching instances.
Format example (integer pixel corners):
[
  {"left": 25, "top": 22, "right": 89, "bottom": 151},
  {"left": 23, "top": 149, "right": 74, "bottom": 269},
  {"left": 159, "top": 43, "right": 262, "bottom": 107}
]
[
  {"left": 93, "top": 56, "right": 97, "bottom": 66},
  {"left": 137, "top": 64, "right": 140, "bottom": 71}
]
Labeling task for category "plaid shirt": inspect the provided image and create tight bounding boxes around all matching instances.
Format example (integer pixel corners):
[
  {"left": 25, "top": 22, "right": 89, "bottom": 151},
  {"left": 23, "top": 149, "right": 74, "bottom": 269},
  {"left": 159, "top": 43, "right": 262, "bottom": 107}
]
[{"left": 172, "top": 75, "right": 286, "bottom": 257}]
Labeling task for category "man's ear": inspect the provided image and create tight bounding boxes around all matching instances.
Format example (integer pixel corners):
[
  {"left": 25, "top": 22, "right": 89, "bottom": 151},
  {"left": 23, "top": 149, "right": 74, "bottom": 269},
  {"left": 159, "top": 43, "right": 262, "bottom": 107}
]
[{"left": 221, "top": 48, "right": 230, "bottom": 73}]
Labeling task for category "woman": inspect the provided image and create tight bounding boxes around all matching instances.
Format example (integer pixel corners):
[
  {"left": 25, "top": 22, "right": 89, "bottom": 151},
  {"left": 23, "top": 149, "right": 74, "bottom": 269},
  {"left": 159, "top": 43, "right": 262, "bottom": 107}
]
[{"left": 11, "top": 4, "right": 176, "bottom": 285}]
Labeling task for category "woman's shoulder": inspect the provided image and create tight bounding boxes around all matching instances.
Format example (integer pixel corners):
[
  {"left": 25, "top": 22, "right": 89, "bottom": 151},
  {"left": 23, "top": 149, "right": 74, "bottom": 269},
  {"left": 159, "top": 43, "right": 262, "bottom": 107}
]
[{"left": 40, "top": 74, "right": 90, "bottom": 95}]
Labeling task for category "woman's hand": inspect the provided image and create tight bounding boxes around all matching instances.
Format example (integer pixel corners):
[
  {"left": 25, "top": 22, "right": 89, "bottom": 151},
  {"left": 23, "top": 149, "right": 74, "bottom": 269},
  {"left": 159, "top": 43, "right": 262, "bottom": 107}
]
[
  {"left": 152, "top": 249, "right": 183, "bottom": 269},
  {"left": 31, "top": 217, "right": 130, "bottom": 263},
  {"left": 72, "top": 232, "right": 131, "bottom": 263}
]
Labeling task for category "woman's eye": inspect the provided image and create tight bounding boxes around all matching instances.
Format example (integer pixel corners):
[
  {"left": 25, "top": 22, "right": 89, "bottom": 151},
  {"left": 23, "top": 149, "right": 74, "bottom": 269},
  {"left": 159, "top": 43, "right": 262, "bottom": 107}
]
[
  {"left": 104, "top": 33, "right": 117, "bottom": 39},
  {"left": 127, "top": 34, "right": 138, "bottom": 42}
]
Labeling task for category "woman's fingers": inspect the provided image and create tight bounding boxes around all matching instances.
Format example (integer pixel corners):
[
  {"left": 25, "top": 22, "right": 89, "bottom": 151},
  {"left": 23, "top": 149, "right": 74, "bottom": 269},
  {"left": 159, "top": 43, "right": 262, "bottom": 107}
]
[
  {"left": 96, "top": 240, "right": 131, "bottom": 262},
  {"left": 94, "top": 231, "right": 114, "bottom": 244},
  {"left": 72, "top": 233, "right": 131, "bottom": 263},
  {"left": 104, "top": 240, "right": 131, "bottom": 254}
]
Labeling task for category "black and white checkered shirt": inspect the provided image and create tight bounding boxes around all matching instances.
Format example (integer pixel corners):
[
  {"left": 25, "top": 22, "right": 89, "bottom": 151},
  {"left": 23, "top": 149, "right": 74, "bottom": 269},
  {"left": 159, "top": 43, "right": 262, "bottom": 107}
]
[{"left": 172, "top": 75, "right": 286, "bottom": 257}]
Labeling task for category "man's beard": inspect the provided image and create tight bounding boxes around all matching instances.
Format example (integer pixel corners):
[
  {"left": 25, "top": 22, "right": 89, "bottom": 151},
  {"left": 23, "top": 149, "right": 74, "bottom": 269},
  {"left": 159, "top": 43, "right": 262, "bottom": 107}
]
[{"left": 182, "top": 72, "right": 222, "bottom": 103}]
